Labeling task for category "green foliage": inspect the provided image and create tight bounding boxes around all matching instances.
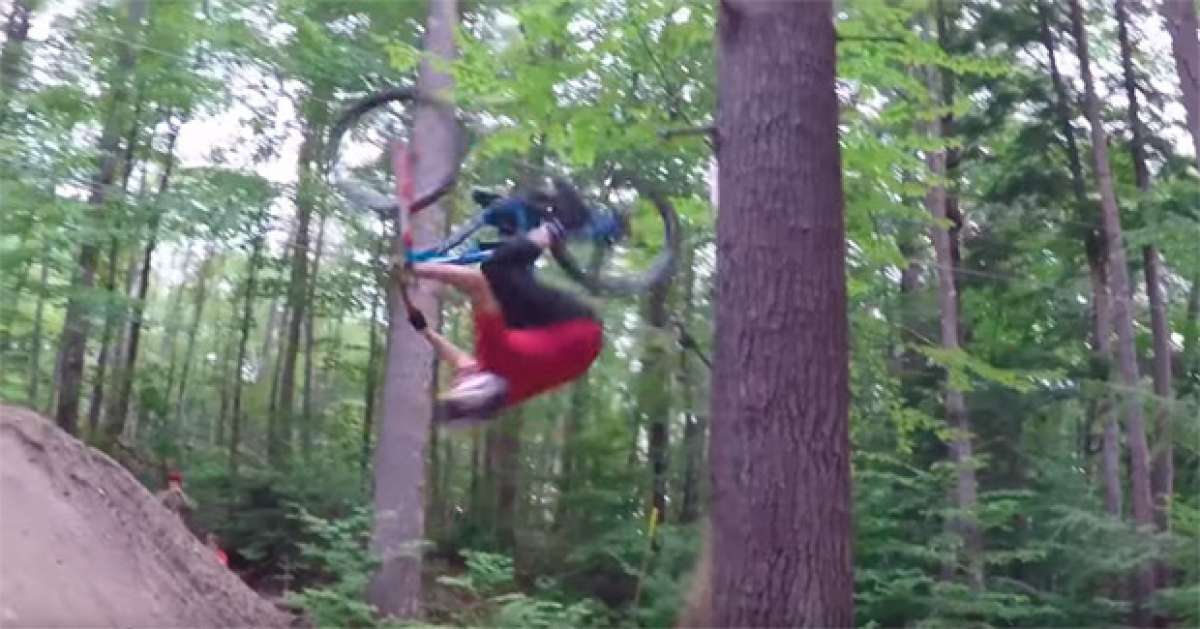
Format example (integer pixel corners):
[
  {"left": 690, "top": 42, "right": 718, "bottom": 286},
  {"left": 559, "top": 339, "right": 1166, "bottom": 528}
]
[
  {"left": 436, "top": 550, "right": 608, "bottom": 628},
  {"left": 288, "top": 506, "right": 381, "bottom": 629}
]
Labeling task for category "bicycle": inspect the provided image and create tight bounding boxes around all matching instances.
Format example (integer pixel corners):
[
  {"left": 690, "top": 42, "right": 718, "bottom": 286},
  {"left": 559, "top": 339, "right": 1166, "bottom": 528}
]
[{"left": 324, "top": 87, "right": 680, "bottom": 297}]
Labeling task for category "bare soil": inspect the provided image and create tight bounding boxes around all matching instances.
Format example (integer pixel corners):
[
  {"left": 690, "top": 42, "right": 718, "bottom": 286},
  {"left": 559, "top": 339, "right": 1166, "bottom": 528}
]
[{"left": 0, "top": 404, "right": 289, "bottom": 628}]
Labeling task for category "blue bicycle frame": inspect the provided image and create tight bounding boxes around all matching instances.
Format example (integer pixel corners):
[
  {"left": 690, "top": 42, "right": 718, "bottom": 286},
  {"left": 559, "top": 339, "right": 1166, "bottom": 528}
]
[{"left": 406, "top": 196, "right": 623, "bottom": 265}]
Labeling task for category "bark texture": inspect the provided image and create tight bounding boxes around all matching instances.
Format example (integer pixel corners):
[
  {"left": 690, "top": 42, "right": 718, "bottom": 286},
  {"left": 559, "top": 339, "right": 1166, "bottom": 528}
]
[
  {"left": 710, "top": 2, "right": 853, "bottom": 625},
  {"left": 368, "top": 0, "right": 457, "bottom": 616},
  {"left": 1039, "top": 4, "right": 1122, "bottom": 514},
  {"left": 1069, "top": 0, "right": 1155, "bottom": 621},
  {"left": 1116, "top": 0, "right": 1173, "bottom": 539},
  {"left": 1160, "top": 0, "right": 1200, "bottom": 170}
]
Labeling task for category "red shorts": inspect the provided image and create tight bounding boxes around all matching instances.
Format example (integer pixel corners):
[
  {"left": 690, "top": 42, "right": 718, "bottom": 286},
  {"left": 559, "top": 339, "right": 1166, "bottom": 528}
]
[{"left": 474, "top": 311, "right": 602, "bottom": 407}]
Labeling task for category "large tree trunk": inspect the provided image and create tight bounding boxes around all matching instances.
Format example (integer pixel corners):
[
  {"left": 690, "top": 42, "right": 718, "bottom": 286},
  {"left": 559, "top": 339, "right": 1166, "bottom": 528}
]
[
  {"left": 1069, "top": 0, "right": 1156, "bottom": 622},
  {"left": 368, "top": 0, "right": 458, "bottom": 616},
  {"left": 301, "top": 211, "right": 328, "bottom": 458},
  {"left": 108, "top": 117, "right": 180, "bottom": 442},
  {"left": 710, "top": 2, "right": 852, "bottom": 625},
  {"left": 1161, "top": 0, "right": 1200, "bottom": 171},
  {"left": 54, "top": 0, "right": 146, "bottom": 436},
  {"left": 1117, "top": 0, "right": 1174, "bottom": 545}
]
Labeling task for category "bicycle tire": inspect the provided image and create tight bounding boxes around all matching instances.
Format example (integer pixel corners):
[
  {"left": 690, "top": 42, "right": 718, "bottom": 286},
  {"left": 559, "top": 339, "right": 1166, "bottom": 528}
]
[
  {"left": 551, "top": 183, "right": 681, "bottom": 297},
  {"left": 324, "top": 87, "right": 463, "bottom": 217}
]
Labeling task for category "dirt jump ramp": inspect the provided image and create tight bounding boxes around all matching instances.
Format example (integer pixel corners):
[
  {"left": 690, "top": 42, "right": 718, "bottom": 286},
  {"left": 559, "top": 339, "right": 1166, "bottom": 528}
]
[{"left": 0, "top": 404, "right": 288, "bottom": 628}]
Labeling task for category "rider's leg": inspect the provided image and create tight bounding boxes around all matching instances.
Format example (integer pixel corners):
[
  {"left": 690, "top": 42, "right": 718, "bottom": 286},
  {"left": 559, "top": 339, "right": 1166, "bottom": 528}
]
[
  {"left": 409, "top": 262, "right": 501, "bottom": 315},
  {"left": 419, "top": 327, "right": 479, "bottom": 374}
]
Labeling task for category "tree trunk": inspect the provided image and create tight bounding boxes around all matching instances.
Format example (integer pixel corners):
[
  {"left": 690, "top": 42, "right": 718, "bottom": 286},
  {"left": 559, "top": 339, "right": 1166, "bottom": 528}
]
[
  {"left": 0, "top": 0, "right": 34, "bottom": 127},
  {"left": 27, "top": 245, "right": 49, "bottom": 407},
  {"left": 274, "top": 119, "right": 324, "bottom": 465},
  {"left": 107, "top": 227, "right": 142, "bottom": 416},
  {"left": 230, "top": 235, "right": 262, "bottom": 491},
  {"left": 258, "top": 295, "right": 281, "bottom": 384},
  {"left": 214, "top": 308, "right": 233, "bottom": 447},
  {"left": 1183, "top": 273, "right": 1199, "bottom": 396},
  {"left": 54, "top": 0, "right": 146, "bottom": 436},
  {"left": 677, "top": 242, "right": 704, "bottom": 525},
  {"left": 174, "top": 247, "right": 217, "bottom": 428},
  {"left": 710, "top": 2, "right": 852, "bottom": 625},
  {"left": 301, "top": 211, "right": 328, "bottom": 458},
  {"left": 108, "top": 117, "right": 180, "bottom": 442},
  {"left": 160, "top": 246, "right": 195, "bottom": 406},
  {"left": 1070, "top": 0, "right": 1156, "bottom": 621},
  {"left": 492, "top": 412, "right": 522, "bottom": 552},
  {"left": 1089, "top": 239, "right": 1123, "bottom": 515},
  {"left": 928, "top": 11, "right": 982, "bottom": 588},
  {"left": 362, "top": 266, "right": 382, "bottom": 482},
  {"left": 1117, "top": 0, "right": 1174, "bottom": 543},
  {"left": 368, "top": 0, "right": 457, "bottom": 616},
  {"left": 1161, "top": 0, "right": 1200, "bottom": 171},
  {"left": 87, "top": 242, "right": 123, "bottom": 437},
  {"left": 1143, "top": 248, "right": 1172, "bottom": 525},
  {"left": 1039, "top": 4, "right": 1122, "bottom": 514},
  {"left": 639, "top": 278, "right": 672, "bottom": 528}
]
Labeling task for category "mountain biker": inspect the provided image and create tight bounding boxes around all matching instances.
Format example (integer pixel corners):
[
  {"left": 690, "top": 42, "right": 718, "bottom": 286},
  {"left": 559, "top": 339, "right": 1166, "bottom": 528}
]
[{"left": 406, "top": 179, "right": 603, "bottom": 424}]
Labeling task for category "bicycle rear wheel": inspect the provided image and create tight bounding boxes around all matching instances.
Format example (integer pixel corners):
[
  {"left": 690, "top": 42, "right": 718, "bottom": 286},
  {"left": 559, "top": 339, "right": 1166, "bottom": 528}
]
[
  {"left": 324, "top": 87, "right": 463, "bottom": 217},
  {"left": 550, "top": 182, "right": 681, "bottom": 297}
]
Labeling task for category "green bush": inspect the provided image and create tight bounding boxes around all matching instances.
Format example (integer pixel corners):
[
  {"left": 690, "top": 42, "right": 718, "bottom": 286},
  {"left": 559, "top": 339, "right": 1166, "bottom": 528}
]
[{"left": 287, "top": 506, "right": 381, "bottom": 628}]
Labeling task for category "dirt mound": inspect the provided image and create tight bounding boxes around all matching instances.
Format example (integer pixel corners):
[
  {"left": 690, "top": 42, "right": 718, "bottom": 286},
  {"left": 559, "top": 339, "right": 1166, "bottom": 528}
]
[{"left": 0, "top": 405, "right": 289, "bottom": 628}]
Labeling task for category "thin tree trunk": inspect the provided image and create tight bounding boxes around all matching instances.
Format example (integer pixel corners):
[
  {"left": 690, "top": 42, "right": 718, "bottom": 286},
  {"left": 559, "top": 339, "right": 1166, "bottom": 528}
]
[
  {"left": 27, "top": 245, "right": 50, "bottom": 407},
  {"left": 87, "top": 242, "right": 123, "bottom": 437},
  {"left": 925, "top": 62, "right": 982, "bottom": 589},
  {"left": 160, "top": 246, "right": 195, "bottom": 405},
  {"left": 369, "top": 0, "right": 457, "bottom": 616},
  {"left": 1090, "top": 241, "right": 1122, "bottom": 515},
  {"left": 54, "top": 0, "right": 146, "bottom": 436},
  {"left": 174, "top": 247, "right": 217, "bottom": 428},
  {"left": 230, "top": 235, "right": 262, "bottom": 491},
  {"left": 1183, "top": 273, "right": 1199, "bottom": 395},
  {"left": 274, "top": 122, "right": 322, "bottom": 465},
  {"left": 108, "top": 117, "right": 180, "bottom": 442},
  {"left": 710, "top": 2, "right": 852, "bottom": 625},
  {"left": 492, "top": 411, "right": 522, "bottom": 552},
  {"left": 106, "top": 229, "right": 148, "bottom": 428},
  {"left": 640, "top": 278, "right": 672, "bottom": 529},
  {"left": 1117, "top": 0, "right": 1174, "bottom": 544},
  {"left": 258, "top": 295, "right": 281, "bottom": 383},
  {"left": 1070, "top": 0, "right": 1156, "bottom": 621},
  {"left": 301, "top": 211, "right": 328, "bottom": 458},
  {"left": 214, "top": 309, "right": 234, "bottom": 447},
  {"left": 1040, "top": 4, "right": 1122, "bottom": 513},
  {"left": 361, "top": 267, "right": 382, "bottom": 482},
  {"left": 678, "top": 243, "right": 704, "bottom": 525}
]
